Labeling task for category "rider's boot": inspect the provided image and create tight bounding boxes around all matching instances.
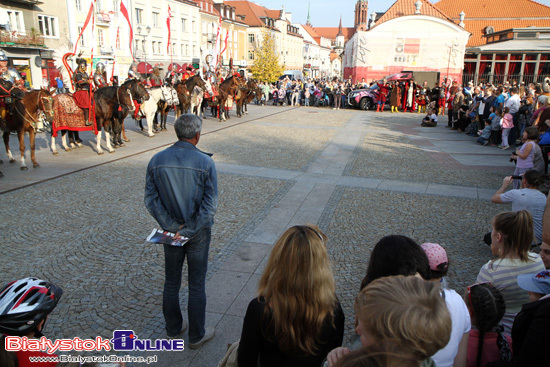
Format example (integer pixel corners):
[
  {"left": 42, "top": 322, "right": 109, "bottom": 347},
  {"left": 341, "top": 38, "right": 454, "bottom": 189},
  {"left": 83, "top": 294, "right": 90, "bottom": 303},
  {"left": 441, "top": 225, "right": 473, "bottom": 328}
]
[
  {"left": 84, "top": 109, "right": 92, "bottom": 126},
  {"left": 381, "top": 103, "right": 385, "bottom": 112},
  {"left": 376, "top": 104, "right": 380, "bottom": 112}
]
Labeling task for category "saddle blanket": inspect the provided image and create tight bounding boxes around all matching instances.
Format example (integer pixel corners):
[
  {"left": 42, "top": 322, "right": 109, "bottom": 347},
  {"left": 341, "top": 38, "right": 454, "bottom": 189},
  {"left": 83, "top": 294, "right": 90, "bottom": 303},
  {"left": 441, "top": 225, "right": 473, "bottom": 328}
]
[{"left": 52, "top": 94, "right": 97, "bottom": 137}]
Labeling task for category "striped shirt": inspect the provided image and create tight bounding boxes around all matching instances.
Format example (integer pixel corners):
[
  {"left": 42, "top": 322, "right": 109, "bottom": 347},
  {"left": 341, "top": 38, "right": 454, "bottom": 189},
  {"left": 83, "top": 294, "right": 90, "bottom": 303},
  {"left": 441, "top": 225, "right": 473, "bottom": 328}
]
[{"left": 476, "top": 253, "right": 545, "bottom": 335}]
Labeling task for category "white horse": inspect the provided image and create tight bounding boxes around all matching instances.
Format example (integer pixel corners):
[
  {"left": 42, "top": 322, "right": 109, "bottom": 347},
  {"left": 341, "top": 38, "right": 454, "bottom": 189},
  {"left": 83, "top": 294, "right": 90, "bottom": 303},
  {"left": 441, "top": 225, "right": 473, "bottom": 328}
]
[
  {"left": 137, "top": 86, "right": 178, "bottom": 137},
  {"left": 190, "top": 86, "right": 204, "bottom": 118}
]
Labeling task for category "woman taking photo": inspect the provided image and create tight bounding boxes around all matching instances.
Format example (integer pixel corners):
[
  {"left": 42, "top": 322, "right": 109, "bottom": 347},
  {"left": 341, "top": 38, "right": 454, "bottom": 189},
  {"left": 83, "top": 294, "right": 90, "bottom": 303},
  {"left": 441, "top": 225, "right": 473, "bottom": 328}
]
[
  {"left": 476, "top": 210, "right": 545, "bottom": 335},
  {"left": 237, "top": 225, "right": 344, "bottom": 367}
]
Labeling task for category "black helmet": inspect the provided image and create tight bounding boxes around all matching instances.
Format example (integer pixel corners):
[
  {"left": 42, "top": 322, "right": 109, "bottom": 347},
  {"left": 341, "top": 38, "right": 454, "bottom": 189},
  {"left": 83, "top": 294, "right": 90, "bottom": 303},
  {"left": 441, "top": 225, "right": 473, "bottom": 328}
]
[
  {"left": 0, "top": 277, "right": 63, "bottom": 336},
  {"left": 77, "top": 58, "right": 87, "bottom": 67}
]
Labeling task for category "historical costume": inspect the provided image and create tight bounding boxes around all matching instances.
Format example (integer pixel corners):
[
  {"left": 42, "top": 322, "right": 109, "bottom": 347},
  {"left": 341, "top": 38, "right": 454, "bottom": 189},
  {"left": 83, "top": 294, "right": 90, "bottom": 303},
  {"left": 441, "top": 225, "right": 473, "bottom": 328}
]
[
  {"left": 149, "top": 66, "right": 162, "bottom": 87},
  {"left": 389, "top": 82, "right": 401, "bottom": 113},
  {"left": 128, "top": 63, "right": 143, "bottom": 119},
  {"left": 182, "top": 66, "right": 194, "bottom": 82},
  {"left": 376, "top": 80, "right": 389, "bottom": 112},
  {"left": 93, "top": 62, "right": 108, "bottom": 89},
  {"left": 0, "top": 50, "right": 22, "bottom": 129},
  {"left": 72, "top": 57, "right": 92, "bottom": 126},
  {"left": 401, "top": 79, "right": 417, "bottom": 112}
]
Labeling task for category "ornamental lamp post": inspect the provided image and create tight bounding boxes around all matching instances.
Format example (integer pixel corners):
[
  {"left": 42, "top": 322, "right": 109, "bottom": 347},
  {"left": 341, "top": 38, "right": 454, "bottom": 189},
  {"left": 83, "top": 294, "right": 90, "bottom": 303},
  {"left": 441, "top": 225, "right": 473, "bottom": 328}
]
[{"left": 136, "top": 25, "right": 152, "bottom": 75}]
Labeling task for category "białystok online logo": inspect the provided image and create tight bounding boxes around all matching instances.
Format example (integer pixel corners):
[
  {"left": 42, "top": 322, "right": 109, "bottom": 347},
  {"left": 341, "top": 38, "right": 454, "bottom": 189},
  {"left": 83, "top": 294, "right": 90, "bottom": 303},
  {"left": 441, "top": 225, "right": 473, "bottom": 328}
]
[{"left": 5, "top": 330, "right": 184, "bottom": 353}]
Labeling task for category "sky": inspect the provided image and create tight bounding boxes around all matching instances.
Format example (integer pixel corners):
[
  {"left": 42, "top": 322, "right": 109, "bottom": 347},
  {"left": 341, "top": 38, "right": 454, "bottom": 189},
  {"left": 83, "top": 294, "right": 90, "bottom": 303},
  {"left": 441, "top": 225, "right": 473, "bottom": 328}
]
[{"left": 251, "top": 0, "right": 549, "bottom": 28}]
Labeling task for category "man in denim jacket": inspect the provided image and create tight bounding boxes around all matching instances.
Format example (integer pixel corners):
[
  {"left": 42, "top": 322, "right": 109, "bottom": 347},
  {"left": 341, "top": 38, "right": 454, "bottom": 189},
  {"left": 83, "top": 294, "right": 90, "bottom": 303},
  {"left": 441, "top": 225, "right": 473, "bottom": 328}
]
[{"left": 145, "top": 114, "right": 218, "bottom": 348}]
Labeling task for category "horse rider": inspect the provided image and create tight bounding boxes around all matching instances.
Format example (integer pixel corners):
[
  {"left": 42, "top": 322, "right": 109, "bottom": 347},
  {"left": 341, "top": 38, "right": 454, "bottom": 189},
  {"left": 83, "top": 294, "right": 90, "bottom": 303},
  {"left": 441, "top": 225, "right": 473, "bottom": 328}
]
[
  {"left": 128, "top": 63, "right": 145, "bottom": 120},
  {"left": 150, "top": 66, "right": 162, "bottom": 87},
  {"left": 93, "top": 62, "right": 109, "bottom": 89},
  {"left": 182, "top": 66, "right": 194, "bottom": 82},
  {"left": 72, "top": 57, "right": 93, "bottom": 126},
  {"left": 0, "top": 49, "right": 24, "bottom": 130}
]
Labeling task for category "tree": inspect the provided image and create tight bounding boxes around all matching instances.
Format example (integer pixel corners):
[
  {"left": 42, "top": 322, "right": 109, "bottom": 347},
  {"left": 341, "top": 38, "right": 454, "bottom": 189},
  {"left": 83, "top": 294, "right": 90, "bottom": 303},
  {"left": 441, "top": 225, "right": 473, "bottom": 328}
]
[{"left": 250, "top": 28, "right": 284, "bottom": 83}]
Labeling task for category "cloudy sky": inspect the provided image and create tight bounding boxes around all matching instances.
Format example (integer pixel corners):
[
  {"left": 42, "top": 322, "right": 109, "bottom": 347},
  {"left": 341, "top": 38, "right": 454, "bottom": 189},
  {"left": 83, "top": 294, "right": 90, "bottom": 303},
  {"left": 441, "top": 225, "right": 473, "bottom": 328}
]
[{"left": 251, "top": 0, "right": 549, "bottom": 27}]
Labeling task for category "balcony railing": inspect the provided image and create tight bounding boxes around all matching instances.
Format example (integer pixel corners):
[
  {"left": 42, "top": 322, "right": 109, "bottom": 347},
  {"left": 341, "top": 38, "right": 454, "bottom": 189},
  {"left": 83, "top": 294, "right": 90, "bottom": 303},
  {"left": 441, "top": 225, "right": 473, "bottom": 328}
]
[{"left": 0, "top": 31, "right": 45, "bottom": 47}]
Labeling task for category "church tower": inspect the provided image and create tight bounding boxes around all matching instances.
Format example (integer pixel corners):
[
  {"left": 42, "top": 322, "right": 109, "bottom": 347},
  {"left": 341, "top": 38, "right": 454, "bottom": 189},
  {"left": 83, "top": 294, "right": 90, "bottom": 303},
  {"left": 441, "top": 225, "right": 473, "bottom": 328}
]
[
  {"left": 335, "top": 16, "right": 345, "bottom": 51},
  {"left": 354, "top": 0, "right": 368, "bottom": 31}
]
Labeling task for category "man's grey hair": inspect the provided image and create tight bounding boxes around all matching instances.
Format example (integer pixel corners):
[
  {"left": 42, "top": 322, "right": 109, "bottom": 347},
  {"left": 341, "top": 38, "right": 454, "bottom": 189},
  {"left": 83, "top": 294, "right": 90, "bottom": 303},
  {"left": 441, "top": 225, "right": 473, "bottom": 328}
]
[{"left": 174, "top": 114, "right": 202, "bottom": 140}]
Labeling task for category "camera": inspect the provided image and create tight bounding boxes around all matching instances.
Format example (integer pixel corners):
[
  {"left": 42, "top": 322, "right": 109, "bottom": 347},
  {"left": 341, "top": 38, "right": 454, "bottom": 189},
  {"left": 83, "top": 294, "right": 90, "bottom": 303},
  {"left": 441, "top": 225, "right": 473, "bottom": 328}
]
[{"left": 511, "top": 175, "right": 523, "bottom": 180}]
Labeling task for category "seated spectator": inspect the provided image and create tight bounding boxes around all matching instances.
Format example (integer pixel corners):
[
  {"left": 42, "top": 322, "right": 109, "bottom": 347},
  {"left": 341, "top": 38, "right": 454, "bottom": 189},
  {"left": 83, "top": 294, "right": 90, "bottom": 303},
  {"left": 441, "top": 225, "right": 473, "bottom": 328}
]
[
  {"left": 509, "top": 270, "right": 550, "bottom": 366},
  {"left": 464, "top": 282, "right": 512, "bottom": 367},
  {"left": 237, "top": 225, "right": 344, "bottom": 367},
  {"left": 328, "top": 276, "right": 451, "bottom": 367},
  {"left": 490, "top": 171, "right": 546, "bottom": 244},
  {"left": 454, "top": 104, "right": 471, "bottom": 132},
  {"left": 421, "top": 242, "right": 470, "bottom": 367},
  {"left": 477, "top": 119, "right": 492, "bottom": 145},
  {"left": 421, "top": 107, "right": 438, "bottom": 127},
  {"left": 0, "top": 277, "right": 63, "bottom": 367},
  {"left": 476, "top": 210, "right": 546, "bottom": 335}
]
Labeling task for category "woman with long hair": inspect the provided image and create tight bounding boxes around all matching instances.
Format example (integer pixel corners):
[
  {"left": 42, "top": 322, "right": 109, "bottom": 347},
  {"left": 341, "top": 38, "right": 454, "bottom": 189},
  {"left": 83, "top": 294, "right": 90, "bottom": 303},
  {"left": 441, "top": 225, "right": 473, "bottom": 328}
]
[
  {"left": 237, "top": 225, "right": 344, "bottom": 367},
  {"left": 476, "top": 210, "right": 545, "bottom": 335}
]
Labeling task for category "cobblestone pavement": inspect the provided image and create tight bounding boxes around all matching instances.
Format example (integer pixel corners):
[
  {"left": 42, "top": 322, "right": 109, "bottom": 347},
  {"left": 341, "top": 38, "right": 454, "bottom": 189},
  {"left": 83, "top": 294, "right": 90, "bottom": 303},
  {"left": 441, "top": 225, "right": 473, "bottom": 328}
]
[{"left": 0, "top": 105, "right": 517, "bottom": 366}]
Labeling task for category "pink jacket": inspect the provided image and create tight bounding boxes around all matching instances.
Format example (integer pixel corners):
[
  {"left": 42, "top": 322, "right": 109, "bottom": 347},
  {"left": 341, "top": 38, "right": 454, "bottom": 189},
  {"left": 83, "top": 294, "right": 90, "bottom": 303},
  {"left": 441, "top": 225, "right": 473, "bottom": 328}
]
[{"left": 501, "top": 113, "right": 514, "bottom": 129}]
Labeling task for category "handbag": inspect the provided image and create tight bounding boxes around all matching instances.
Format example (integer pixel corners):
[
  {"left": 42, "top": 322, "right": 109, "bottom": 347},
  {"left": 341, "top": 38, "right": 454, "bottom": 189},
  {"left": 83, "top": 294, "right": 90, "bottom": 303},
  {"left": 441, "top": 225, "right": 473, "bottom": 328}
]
[{"left": 217, "top": 340, "right": 239, "bottom": 367}]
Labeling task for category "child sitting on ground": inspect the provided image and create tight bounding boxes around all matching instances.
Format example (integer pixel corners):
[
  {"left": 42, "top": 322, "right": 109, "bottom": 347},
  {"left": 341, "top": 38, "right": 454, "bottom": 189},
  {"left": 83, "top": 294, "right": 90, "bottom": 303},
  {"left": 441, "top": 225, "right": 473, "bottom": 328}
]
[
  {"left": 464, "top": 282, "right": 512, "bottom": 367},
  {"left": 477, "top": 119, "right": 492, "bottom": 145},
  {"left": 421, "top": 107, "right": 438, "bottom": 127}
]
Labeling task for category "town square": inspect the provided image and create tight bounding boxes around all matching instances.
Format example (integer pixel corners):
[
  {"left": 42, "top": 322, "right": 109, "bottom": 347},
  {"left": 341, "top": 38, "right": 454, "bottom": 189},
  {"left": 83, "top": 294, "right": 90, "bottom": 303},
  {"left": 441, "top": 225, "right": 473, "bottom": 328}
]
[{"left": 1, "top": 0, "right": 550, "bottom": 366}]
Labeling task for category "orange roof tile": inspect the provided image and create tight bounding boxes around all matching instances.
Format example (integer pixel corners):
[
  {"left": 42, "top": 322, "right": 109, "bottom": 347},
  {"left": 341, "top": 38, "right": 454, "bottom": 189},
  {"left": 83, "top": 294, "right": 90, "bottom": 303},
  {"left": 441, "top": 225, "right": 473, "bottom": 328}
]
[
  {"left": 225, "top": 1, "right": 280, "bottom": 27},
  {"left": 301, "top": 24, "right": 320, "bottom": 39},
  {"left": 434, "top": 0, "right": 550, "bottom": 47},
  {"left": 313, "top": 27, "right": 355, "bottom": 41},
  {"left": 434, "top": 0, "right": 550, "bottom": 19},
  {"left": 462, "top": 19, "right": 550, "bottom": 47},
  {"left": 330, "top": 52, "right": 340, "bottom": 62},
  {"left": 375, "top": 0, "right": 454, "bottom": 26}
]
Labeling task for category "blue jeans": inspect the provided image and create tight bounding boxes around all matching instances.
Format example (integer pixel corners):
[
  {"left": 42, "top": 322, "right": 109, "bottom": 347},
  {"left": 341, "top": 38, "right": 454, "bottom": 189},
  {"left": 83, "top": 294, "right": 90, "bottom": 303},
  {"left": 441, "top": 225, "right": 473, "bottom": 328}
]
[{"left": 163, "top": 227, "right": 211, "bottom": 342}]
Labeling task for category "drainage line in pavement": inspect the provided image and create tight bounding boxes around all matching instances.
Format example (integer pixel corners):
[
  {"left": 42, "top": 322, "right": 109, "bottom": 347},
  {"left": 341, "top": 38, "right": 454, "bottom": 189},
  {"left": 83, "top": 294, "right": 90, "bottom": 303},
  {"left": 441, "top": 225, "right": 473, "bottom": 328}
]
[{"left": 0, "top": 107, "right": 299, "bottom": 195}]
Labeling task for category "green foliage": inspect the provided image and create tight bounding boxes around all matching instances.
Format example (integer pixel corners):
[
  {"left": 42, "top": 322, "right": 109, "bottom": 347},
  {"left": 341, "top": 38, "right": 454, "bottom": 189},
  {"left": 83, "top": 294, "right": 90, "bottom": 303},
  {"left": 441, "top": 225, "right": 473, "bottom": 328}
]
[{"left": 250, "top": 28, "right": 284, "bottom": 83}]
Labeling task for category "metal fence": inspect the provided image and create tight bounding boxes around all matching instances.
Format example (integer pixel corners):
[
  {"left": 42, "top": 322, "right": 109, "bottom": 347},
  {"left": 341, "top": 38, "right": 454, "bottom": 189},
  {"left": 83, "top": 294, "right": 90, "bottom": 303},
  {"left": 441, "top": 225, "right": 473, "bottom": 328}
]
[{"left": 462, "top": 73, "right": 548, "bottom": 86}]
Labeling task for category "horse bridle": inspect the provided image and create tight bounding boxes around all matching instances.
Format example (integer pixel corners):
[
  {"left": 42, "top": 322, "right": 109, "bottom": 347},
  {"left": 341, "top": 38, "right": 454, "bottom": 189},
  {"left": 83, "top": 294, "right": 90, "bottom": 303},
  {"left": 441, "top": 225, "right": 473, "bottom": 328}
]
[{"left": 116, "top": 86, "right": 135, "bottom": 110}]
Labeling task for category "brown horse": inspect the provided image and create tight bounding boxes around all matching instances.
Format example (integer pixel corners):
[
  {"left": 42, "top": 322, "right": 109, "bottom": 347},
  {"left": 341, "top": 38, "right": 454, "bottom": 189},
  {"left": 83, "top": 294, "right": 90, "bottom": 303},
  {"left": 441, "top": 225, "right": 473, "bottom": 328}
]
[
  {"left": 236, "top": 79, "right": 259, "bottom": 117},
  {"left": 216, "top": 76, "right": 245, "bottom": 121},
  {"left": 95, "top": 79, "right": 149, "bottom": 154},
  {"left": 3, "top": 88, "right": 54, "bottom": 170},
  {"left": 174, "top": 81, "right": 191, "bottom": 118}
]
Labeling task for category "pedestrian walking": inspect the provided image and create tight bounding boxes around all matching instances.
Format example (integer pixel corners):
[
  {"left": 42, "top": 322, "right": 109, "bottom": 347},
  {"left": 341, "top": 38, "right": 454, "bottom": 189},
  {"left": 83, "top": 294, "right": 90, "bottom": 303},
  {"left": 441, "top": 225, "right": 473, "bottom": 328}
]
[{"left": 144, "top": 114, "right": 218, "bottom": 348}]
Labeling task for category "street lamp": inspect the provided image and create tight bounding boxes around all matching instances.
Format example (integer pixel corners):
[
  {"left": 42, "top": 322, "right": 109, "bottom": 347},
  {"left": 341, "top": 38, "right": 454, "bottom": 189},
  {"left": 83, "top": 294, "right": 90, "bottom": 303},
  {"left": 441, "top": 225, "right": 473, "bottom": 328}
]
[{"left": 136, "top": 25, "right": 152, "bottom": 74}]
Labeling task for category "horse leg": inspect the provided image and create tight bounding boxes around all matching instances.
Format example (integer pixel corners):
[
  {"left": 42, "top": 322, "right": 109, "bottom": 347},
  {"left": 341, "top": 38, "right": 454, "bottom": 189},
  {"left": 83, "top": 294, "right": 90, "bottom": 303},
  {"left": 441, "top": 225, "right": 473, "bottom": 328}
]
[
  {"left": 61, "top": 131, "right": 71, "bottom": 152},
  {"left": 121, "top": 121, "right": 130, "bottom": 142},
  {"left": 74, "top": 131, "right": 83, "bottom": 146},
  {"left": 29, "top": 129, "right": 39, "bottom": 168},
  {"left": 17, "top": 130, "right": 27, "bottom": 170},
  {"left": 104, "top": 124, "right": 115, "bottom": 153},
  {"left": 146, "top": 112, "right": 155, "bottom": 137},
  {"left": 244, "top": 102, "right": 248, "bottom": 114},
  {"left": 96, "top": 127, "right": 104, "bottom": 155},
  {"left": 51, "top": 132, "right": 59, "bottom": 155},
  {"left": 3, "top": 132, "right": 15, "bottom": 163}
]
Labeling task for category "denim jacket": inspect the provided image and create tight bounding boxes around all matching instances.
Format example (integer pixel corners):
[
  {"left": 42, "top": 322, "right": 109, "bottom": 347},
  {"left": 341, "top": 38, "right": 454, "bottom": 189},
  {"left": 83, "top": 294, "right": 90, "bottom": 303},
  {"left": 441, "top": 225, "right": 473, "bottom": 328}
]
[{"left": 144, "top": 140, "right": 218, "bottom": 239}]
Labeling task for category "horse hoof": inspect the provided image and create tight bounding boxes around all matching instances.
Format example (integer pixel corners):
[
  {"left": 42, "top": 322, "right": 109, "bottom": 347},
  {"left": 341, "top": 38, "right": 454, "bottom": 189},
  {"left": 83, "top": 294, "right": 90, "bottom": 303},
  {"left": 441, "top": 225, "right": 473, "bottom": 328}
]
[
  {"left": 52, "top": 151, "right": 59, "bottom": 155},
  {"left": 20, "top": 166, "right": 28, "bottom": 171},
  {"left": 0, "top": 159, "right": 3, "bottom": 164},
  {"left": 120, "top": 143, "right": 125, "bottom": 147},
  {"left": 33, "top": 163, "right": 40, "bottom": 168},
  {"left": 64, "top": 148, "right": 72, "bottom": 152},
  {"left": 108, "top": 150, "right": 115, "bottom": 154},
  {"left": 124, "top": 139, "right": 130, "bottom": 142},
  {"left": 148, "top": 134, "right": 155, "bottom": 138},
  {"left": 77, "top": 143, "right": 84, "bottom": 148},
  {"left": 9, "top": 159, "right": 16, "bottom": 163},
  {"left": 97, "top": 151, "right": 104, "bottom": 155}
]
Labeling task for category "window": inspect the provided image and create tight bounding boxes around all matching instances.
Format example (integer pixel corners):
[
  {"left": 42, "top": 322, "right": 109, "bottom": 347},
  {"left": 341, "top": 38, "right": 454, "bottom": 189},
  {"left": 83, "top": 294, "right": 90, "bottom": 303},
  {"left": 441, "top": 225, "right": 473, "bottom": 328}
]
[
  {"left": 248, "top": 33, "right": 254, "bottom": 43},
  {"left": 7, "top": 11, "right": 24, "bottom": 33},
  {"left": 186, "top": 44, "right": 189, "bottom": 56},
  {"left": 248, "top": 51, "right": 254, "bottom": 60},
  {"left": 152, "top": 12, "right": 159, "bottom": 27},
  {"left": 192, "top": 45, "right": 196, "bottom": 56},
  {"left": 38, "top": 15, "right": 58, "bottom": 37},
  {"left": 192, "top": 20, "right": 196, "bottom": 32},
  {"left": 172, "top": 43, "right": 176, "bottom": 55},
  {"left": 98, "top": 29, "right": 104, "bottom": 46},
  {"left": 96, "top": 0, "right": 102, "bottom": 12},
  {"left": 181, "top": 18, "right": 186, "bottom": 32},
  {"left": 159, "top": 42, "right": 162, "bottom": 54},
  {"left": 75, "top": 0, "right": 82, "bottom": 11},
  {"left": 135, "top": 8, "right": 143, "bottom": 24},
  {"left": 78, "top": 26, "right": 86, "bottom": 46},
  {"left": 181, "top": 44, "right": 185, "bottom": 56},
  {"left": 152, "top": 41, "right": 157, "bottom": 54}
]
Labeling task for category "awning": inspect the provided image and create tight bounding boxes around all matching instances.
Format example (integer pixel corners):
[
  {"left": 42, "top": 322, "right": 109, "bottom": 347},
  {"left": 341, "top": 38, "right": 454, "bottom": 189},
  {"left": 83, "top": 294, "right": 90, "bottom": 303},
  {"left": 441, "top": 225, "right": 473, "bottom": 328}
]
[
  {"left": 385, "top": 72, "right": 413, "bottom": 82},
  {"left": 137, "top": 62, "right": 153, "bottom": 74},
  {"left": 168, "top": 62, "right": 182, "bottom": 73}
]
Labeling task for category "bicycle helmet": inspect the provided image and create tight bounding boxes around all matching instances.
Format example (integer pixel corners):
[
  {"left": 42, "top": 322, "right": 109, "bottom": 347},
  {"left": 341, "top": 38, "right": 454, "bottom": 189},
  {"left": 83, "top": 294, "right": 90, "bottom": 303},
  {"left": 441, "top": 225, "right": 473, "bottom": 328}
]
[{"left": 0, "top": 277, "right": 63, "bottom": 336}]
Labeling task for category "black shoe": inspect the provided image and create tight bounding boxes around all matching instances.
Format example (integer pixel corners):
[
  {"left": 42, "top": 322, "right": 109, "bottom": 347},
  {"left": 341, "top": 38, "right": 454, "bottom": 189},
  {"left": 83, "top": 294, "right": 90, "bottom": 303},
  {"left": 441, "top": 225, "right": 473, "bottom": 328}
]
[{"left": 85, "top": 120, "right": 92, "bottom": 126}]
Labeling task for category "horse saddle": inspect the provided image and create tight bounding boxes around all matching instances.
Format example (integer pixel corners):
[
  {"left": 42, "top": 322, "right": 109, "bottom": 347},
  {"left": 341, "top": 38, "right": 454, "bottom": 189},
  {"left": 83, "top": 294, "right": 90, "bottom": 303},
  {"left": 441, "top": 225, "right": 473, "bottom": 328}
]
[{"left": 161, "top": 86, "right": 179, "bottom": 106}]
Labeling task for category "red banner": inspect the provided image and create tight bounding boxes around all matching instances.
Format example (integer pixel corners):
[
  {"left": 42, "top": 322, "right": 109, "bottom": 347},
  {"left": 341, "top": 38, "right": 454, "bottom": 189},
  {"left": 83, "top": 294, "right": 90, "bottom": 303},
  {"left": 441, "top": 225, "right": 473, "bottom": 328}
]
[
  {"left": 167, "top": 5, "right": 172, "bottom": 54},
  {"left": 120, "top": 0, "right": 135, "bottom": 61},
  {"left": 73, "top": 1, "right": 94, "bottom": 54}
]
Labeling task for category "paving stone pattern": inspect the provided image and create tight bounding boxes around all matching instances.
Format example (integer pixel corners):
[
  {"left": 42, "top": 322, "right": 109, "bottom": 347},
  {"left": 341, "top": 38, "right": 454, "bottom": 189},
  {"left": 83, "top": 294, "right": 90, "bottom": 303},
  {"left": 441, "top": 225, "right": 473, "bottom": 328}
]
[{"left": 0, "top": 106, "right": 516, "bottom": 366}]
